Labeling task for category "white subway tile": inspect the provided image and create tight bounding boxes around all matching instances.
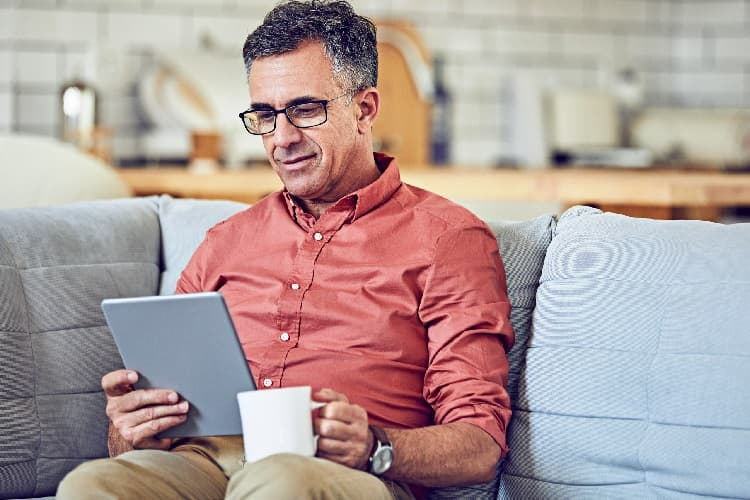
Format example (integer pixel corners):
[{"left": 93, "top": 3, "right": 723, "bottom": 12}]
[
  {"left": 16, "top": 123, "right": 57, "bottom": 138},
  {"left": 419, "top": 25, "right": 482, "bottom": 53},
  {"left": 230, "top": 0, "right": 298, "bottom": 14},
  {"left": 64, "top": 0, "right": 144, "bottom": 7},
  {"left": 15, "top": 51, "right": 58, "bottom": 85},
  {"left": 94, "top": 47, "right": 147, "bottom": 94},
  {"left": 61, "top": 49, "right": 99, "bottom": 83},
  {"left": 645, "top": 0, "right": 675, "bottom": 24},
  {"left": 191, "top": 14, "right": 261, "bottom": 50},
  {"left": 669, "top": 71, "right": 745, "bottom": 97},
  {"left": 517, "top": 66, "right": 589, "bottom": 90},
  {"left": 561, "top": 32, "right": 618, "bottom": 62},
  {"left": 0, "top": 90, "right": 12, "bottom": 131},
  {"left": 155, "top": 0, "right": 226, "bottom": 6},
  {"left": 675, "top": 0, "right": 746, "bottom": 26},
  {"left": 624, "top": 33, "right": 672, "bottom": 61},
  {"left": 21, "top": 0, "right": 58, "bottom": 7},
  {"left": 13, "top": 9, "right": 98, "bottom": 44},
  {"left": 715, "top": 34, "right": 750, "bottom": 62},
  {"left": 639, "top": 70, "right": 670, "bottom": 97},
  {"left": 0, "top": 49, "right": 12, "bottom": 85},
  {"left": 450, "top": 63, "right": 505, "bottom": 94},
  {"left": 16, "top": 92, "right": 58, "bottom": 129},
  {"left": 528, "top": 0, "right": 590, "bottom": 20},
  {"left": 393, "top": 0, "right": 463, "bottom": 16},
  {"left": 487, "top": 28, "right": 552, "bottom": 56},
  {"left": 452, "top": 97, "right": 484, "bottom": 136},
  {"left": 461, "top": 0, "right": 519, "bottom": 18},
  {"left": 0, "top": 7, "right": 13, "bottom": 42},
  {"left": 671, "top": 35, "right": 704, "bottom": 63},
  {"left": 596, "top": 0, "right": 648, "bottom": 24},
  {"left": 99, "top": 92, "right": 141, "bottom": 128},
  {"left": 104, "top": 11, "right": 187, "bottom": 47},
  {"left": 350, "top": 1, "right": 391, "bottom": 18}
]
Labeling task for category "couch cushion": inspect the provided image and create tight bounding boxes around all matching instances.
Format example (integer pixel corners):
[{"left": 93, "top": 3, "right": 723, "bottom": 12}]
[
  {"left": 157, "top": 196, "right": 249, "bottom": 295},
  {"left": 499, "top": 206, "right": 750, "bottom": 499},
  {"left": 489, "top": 215, "right": 556, "bottom": 404},
  {"left": 0, "top": 198, "right": 161, "bottom": 498}
]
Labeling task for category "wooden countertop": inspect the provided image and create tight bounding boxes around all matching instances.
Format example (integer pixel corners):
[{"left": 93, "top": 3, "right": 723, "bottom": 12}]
[{"left": 118, "top": 165, "right": 750, "bottom": 220}]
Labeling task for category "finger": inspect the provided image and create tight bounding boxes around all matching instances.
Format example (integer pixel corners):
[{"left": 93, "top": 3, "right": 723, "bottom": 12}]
[
  {"left": 318, "top": 401, "right": 367, "bottom": 424},
  {"left": 102, "top": 370, "right": 138, "bottom": 396},
  {"left": 119, "top": 389, "right": 181, "bottom": 413},
  {"left": 125, "top": 401, "right": 189, "bottom": 429},
  {"left": 315, "top": 437, "right": 368, "bottom": 470},
  {"left": 126, "top": 414, "right": 187, "bottom": 448},
  {"left": 315, "top": 436, "right": 352, "bottom": 457},
  {"left": 313, "top": 388, "right": 349, "bottom": 404}
]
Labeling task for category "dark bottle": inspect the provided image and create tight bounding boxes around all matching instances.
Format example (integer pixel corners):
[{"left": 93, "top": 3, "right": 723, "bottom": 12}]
[{"left": 430, "top": 55, "right": 452, "bottom": 165}]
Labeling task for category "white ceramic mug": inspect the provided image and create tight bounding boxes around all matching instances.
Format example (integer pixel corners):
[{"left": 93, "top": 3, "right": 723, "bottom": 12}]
[{"left": 236, "top": 385, "right": 325, "bottom": 463}]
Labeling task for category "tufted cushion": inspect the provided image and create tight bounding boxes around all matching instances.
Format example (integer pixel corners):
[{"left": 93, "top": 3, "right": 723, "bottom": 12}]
[
  {"left": 499, "top": 206, "right": 750, "bottom": 499},
  {"left": 0, "top": 198, "right": 161, "bottom": 498}
]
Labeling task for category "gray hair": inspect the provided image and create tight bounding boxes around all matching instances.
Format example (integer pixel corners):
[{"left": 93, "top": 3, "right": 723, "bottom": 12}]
[{"left": 242, "top": 0, "right": 378, "bottom": 93}]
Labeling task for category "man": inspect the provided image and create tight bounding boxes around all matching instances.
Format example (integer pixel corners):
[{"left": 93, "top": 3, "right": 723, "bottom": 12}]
[{"left": 58, "top": 1, "right": 513, "bottom": 498}]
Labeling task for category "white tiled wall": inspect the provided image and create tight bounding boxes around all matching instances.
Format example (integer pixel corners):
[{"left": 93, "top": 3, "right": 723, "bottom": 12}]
[{"left": 1, "top": 0, "right": 749, "bottom": 165}]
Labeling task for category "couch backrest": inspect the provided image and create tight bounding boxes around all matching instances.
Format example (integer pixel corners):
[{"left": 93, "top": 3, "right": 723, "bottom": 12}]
[
  {"left": 499, "top": 206, "right": 750, "bottom": 499},
  {"left": 157, "top": 196, "right": 249, "bottom": 295},
  {"left": 0, "top": 198, "right": 161, "bottom": 498}
]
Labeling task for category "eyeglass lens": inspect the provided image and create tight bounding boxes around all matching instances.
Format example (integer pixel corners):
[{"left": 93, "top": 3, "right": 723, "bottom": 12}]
[{"left": 243, "top": 101, "right": 328, "bottom": 135}]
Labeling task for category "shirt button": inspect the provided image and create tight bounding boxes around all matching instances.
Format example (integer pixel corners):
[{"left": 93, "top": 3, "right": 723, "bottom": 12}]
[
  {"left": 263, "top": 378, "right": 273, "bottom": 388},
  {"left": 280, "top": 332, "right": 290, "bottom": 342},
  {"left": 313, "top": 232, "right": 323, "bottom": 241},
  {"left": 291, "top": 283, "right": 300, "bottom": 290}
]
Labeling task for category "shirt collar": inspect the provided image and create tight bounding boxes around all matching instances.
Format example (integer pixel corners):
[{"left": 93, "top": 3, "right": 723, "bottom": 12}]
[{"left": 282, "top": 152, "right": 402, "bottom": 224}]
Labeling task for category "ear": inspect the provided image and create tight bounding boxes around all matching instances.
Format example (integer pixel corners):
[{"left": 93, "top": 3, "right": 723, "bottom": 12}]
[{"left": 354, "top": 87, "right": 379, "bottom": 134}]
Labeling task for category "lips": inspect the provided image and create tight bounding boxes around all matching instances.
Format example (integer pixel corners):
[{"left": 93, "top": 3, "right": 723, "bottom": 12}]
[{"left": 276, "top": 153, "right": 316, "bottom": 170}]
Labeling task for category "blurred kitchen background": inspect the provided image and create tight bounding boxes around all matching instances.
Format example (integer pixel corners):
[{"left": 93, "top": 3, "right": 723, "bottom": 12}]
[{"left": 1, "top": 0, "right": 750, "bottom": 220}]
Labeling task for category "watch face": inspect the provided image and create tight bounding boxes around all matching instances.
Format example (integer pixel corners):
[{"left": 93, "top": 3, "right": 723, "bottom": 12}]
[{"left": 372, "top": 446, "right": 394, "bottom": 474}]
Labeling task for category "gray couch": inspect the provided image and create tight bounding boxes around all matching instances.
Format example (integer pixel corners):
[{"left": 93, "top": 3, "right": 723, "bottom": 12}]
[{"left": 1, "top": 195, "right": 748, "bottom": 499}]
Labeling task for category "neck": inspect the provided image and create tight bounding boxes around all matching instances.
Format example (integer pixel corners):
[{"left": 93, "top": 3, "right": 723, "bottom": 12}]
[{"left": 299, "top": 153, "right": 381, "bottom": 220}]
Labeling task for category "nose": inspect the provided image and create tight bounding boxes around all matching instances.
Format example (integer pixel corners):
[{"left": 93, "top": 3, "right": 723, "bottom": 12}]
[{"left": 271, "top": 112, "right": 303, "bottom": 148}]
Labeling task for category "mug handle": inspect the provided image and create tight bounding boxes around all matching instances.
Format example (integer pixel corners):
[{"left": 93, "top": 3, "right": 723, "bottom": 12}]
[{"left": 310, "top": 400, "right": 326, "bottom": 451}]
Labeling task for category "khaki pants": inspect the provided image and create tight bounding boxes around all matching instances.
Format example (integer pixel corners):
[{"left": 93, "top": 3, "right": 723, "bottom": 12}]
[{"left": 57, "top": 436, "right": 414, "bottom": 500}]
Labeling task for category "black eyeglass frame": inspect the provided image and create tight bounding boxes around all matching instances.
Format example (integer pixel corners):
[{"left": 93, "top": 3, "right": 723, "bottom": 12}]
[{"left": 238, "top": 92, "right": 352, "bottom": 136}]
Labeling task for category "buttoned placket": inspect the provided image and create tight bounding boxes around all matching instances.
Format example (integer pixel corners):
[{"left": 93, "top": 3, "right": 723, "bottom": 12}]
[{"left": 255, "top": 200, "right": 355, "bottom": 388}]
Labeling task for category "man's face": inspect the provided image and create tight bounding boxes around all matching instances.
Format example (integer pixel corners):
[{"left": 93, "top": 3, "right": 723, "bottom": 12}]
[{"left": 248, "top": 41, "right": 365, "bottom": 204}]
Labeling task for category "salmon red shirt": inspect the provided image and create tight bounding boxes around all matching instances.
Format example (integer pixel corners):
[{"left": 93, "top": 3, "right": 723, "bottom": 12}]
[{"left": 176, "top": 153, "right": 514, "bottom": 453}]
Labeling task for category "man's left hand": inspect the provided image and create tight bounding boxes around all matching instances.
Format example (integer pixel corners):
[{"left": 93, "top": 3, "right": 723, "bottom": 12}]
[{"left": 313, "top": 388, "right": 373, "bottom": 470}]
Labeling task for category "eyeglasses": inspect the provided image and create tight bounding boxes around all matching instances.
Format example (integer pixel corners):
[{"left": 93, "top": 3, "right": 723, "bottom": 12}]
[{"left": 239, "top": 92, "right": 351, "bottom": 135}]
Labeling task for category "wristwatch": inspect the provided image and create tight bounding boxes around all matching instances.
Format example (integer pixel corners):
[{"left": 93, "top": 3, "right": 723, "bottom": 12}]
[{"left": 367, "top": 425, "right": 394, "bottom": 476}]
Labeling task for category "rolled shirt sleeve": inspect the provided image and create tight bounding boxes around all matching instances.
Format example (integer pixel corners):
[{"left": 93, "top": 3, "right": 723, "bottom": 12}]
[{"left": 419, "top": 223, "right": 515, "bottom": 454}]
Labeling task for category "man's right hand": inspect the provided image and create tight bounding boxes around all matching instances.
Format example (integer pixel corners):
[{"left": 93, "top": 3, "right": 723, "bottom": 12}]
[{"left": 102, "top": 369, "right": 189, "bottom": 450}]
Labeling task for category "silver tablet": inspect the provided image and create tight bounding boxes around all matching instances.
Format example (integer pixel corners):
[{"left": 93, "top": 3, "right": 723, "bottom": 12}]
[{"left": 101, "top": 292, "right": 256, "bottom": 438}]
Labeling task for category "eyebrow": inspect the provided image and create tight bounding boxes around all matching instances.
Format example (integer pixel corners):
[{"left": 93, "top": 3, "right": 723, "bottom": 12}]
[{"left": 249, "top": 95, "right": 322, "bottom": 111}]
